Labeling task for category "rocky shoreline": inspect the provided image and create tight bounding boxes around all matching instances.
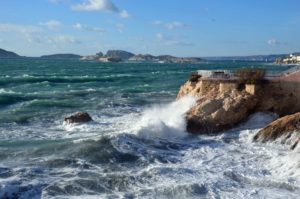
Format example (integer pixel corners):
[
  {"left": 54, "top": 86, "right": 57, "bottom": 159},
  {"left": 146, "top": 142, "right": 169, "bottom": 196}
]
[{"left": 178, "top": 70, "right": 300, "bottom": 150}]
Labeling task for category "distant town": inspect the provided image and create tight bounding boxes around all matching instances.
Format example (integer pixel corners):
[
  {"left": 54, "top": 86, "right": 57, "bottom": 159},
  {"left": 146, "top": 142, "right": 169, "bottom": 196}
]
[{"left": 275, "top": 54, "right": 300, "bottom": 65}]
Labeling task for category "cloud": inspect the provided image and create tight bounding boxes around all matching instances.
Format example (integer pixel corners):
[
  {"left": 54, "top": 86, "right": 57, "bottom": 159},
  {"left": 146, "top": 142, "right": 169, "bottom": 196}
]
[
  {"left": 119, "top": 10, "right": 130, "bottom": 18},
  {"left": 0, "top": 23, "right": 82, "bottom": 45},
  {"left": 156, "top": 33, "right": 164, "bottom": 40},
  {"left": 40, "top": 20, "right": 62, "bottom": 30},
  {"left": 73, "top": 23, "right": 105, "bottom": 33},
  {"left": 72, "top": 0, "right": 118, "bottom": 12},
  {"left": 153, "top": 20, "right": 162, "bottom": 25},
  {"left": 0, "top": 23, "right": 43, "bottom": 43},
  {"left": 154, "top": 20, "right": 187, "bottom": 30},
  {"left": 116, "top": 23, "right": 124, "bottom": 33},
  {"left": 72, "top": 0, "right": 129, "bottom": 18},
  {"left": 165, "top": 21, "right": 186, "bottom": 30},
  {"left": 155, "top": 32, "right": 194, "bottom": 47},
  {"left": 267, "top": 39, "right": 287, "bottom": 46},
  {"left": 47, "top": 35, "right": 81, "bottom": 44}
]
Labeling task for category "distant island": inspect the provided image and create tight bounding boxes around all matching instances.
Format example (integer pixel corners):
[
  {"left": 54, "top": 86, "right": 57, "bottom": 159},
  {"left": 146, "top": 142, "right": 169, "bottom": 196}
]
[
  {"left": 1, "top": 47, "right": 300, "bottom": 64},
  {"left": 0, "top": 48, "right": 20, "bottom": 58},
  {"left": 81, "top": 50, "right": 203, "bottom": 64},
  {"left": 40, "top": 54, "right": 82, "bottom": 59}
]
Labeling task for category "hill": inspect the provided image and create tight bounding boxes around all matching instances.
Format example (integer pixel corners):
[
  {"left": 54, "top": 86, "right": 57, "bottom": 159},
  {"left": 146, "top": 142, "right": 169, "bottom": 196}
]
[
  {"left": 40, "top": 54, "right": 82, "bottom": 59},
  {"left": 0, "top": 48, "right": 20, "bottom": 58}
]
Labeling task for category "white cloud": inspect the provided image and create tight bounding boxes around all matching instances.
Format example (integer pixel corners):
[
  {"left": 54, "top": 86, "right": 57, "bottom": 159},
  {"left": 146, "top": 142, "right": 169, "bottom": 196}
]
[
  {"left": 156, "top": 33, "right": 164, "bottom": 40},
  {"left": 72, "top": 0, "right": 119, "bottom": 12},
  {"left": 116, "top": 23, "right": 124, "bottom": 33},
  {"left": 47, "top": 35, "right": 80, "bottom": 44},
  {"left": 155, "top": 32, "right": 194, "bottom": 46},
  {"left": 0, "top": 23, "right": 40, "bottom": 34},
  {"left": 73, "top": 23, "right": 105, "bottom": 33},
  {"left": 267, "top": 39, "right": 287, "bottom": 46},
  {"left": 154, "top": 20, "right": 187, "bottom": 30},
  {"left": 267, "top": 39, "right": 277, "bottom": 45},
  {"left": 40, "top": 20, "right": 62, "bottom": 30},
  {"left": 153, "top": 20, "right": 162, "bottom": 25},
  {"left": 165, "top": 21, "right": 186, "bottom": 30},
  {"left": 74, "top": 23, "right": 83, "bottom": 30},
  {"left": 0, "top": 23, "right": 82, "bottom": 45},
  {"left": 0, "top": 23, "right": 43, "bottom": 43},
  {"left": 119, "top": 10, "right": 130, "bottom": 18},
  {"left": 72, "top": 0, "right": 130, "bottom": 18}
]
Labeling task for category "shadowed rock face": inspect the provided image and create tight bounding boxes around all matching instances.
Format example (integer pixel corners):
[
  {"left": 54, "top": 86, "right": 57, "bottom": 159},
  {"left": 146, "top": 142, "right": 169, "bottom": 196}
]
[
  {"left": 64, "top": 112, "right": 93, "bottom": 124},
  {"left": 253, "top": 112, "right": 300, "bottom": 150}
]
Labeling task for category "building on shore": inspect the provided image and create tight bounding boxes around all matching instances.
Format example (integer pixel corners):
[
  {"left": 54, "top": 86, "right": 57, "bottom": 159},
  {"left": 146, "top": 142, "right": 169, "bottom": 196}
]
[{"left": 276, "top": 54, "right": 300, "bottom": 64}]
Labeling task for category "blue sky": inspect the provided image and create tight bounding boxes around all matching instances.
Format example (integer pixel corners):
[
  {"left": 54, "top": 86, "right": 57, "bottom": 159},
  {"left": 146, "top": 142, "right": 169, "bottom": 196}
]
[{"left": 0, "top": 0, "right": 299, "bottom": 57}]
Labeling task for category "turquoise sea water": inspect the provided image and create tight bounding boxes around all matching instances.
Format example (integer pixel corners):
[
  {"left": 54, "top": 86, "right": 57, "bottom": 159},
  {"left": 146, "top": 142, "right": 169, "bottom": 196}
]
[{"left": 0, "top": 59, "right": 299, "bottom": 198}]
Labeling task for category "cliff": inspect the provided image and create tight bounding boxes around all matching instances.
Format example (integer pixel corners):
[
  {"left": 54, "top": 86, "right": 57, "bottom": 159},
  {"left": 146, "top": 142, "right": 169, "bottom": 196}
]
[
  {"left": 0, "top": 48, "right": 20, "bottom": 58},
  {"left": 177, "top": 72, "right": 300, "bottom": 135}
]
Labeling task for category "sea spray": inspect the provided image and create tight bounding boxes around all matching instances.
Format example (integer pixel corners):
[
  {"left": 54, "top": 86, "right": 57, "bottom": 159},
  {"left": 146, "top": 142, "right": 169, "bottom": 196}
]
[{"left": 135, "top": 96, "right": 196, "bottom": 140}]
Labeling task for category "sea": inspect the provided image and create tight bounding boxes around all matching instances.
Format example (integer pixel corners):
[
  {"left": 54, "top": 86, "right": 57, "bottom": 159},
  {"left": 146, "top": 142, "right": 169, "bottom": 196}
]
[{"left": 0, "top": 58, "right": 299, "bottom": 199}]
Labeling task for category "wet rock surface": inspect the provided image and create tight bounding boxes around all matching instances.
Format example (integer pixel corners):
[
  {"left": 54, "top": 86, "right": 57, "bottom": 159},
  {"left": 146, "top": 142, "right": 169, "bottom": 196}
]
[
  {"left": 64, "top": 112, "right": 93, "bottom": 124},
  {"left": 253, "top": 112, "right": 300, "bottom": 150}
]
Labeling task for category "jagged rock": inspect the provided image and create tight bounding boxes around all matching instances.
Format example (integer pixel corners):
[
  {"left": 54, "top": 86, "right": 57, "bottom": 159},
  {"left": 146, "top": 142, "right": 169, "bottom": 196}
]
[
  {"left": 186, "top": 89, "right": 258, "bottom": 134},
  {"left": 64, "top": 112, "right": 93, "bottom": 124},
  {"left": 253, "top": 112, "right": 300, "bottom": 150}
]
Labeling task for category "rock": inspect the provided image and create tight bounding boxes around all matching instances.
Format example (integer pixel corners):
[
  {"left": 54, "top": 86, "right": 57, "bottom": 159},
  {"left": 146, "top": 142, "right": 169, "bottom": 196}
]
[
  {"left": 105, "top": 50, "right": 135, "bottom": 60},
  {"left": 186, "top": 89, "right": 258, "bottom": 134},
  {"left": 64, "top": 112, "right": 93, "bottom": 124},
  {"left": 253, "top": 112, "right": 300, "bottom": 150}
]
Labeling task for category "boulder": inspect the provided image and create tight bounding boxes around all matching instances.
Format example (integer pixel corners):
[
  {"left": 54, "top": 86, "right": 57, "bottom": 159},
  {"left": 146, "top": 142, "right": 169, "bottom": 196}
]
[
  {"left": 253, "top": 112, "right": 300, "bottom": 150},
  {"left": 186, "top": 89, "right": 258, "bottom": 134},
  {"left": 64, "top": 112, "right": 93, "bottom": 124}
]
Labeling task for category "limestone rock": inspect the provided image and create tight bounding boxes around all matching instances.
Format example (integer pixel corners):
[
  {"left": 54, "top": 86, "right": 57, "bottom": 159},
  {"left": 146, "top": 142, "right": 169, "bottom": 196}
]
[
  {"left": 253, "top": 112, "right": 300, "bottom": 150},
  {"left": 186, "top": 90, "right": 258, "bottom": 134},
  {"left": 64, "top": 112, "right": 93, "bottom": 124}
]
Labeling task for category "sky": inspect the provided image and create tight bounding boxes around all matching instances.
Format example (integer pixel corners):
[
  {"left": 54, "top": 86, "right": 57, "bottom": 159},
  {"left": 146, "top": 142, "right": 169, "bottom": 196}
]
[{"left": 0, "top": 0, "right": 299, "bottom": 57}]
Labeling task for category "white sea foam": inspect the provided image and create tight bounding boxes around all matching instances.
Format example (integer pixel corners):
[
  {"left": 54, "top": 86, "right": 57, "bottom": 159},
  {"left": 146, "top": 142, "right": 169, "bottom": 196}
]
[
  {"left": 0, "top": 88, "right": 16, "bottom": 94},
  {"left": 135, "top": 96, "right": 196, "bottom": 140}
]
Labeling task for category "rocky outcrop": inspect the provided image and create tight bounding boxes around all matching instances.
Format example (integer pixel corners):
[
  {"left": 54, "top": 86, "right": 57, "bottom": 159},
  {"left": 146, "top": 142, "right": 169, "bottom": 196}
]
[
  {"left": 253, "top": 113, "right": 300, "bottom": 150},
  {"left": 105, "top": 50, "right": 135, "bottom": 60},
  {"left": 186, "top": 89, "right": 258, "bottom": 134},
  {"left": 129, "top": 54, "right": 157, "bottom": 62},
  {"left": 64, "top": 112, "right": 93, "bottom": 124},
  {"left": 178, "top": 76, "right": 300, "bottom": 134}
]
